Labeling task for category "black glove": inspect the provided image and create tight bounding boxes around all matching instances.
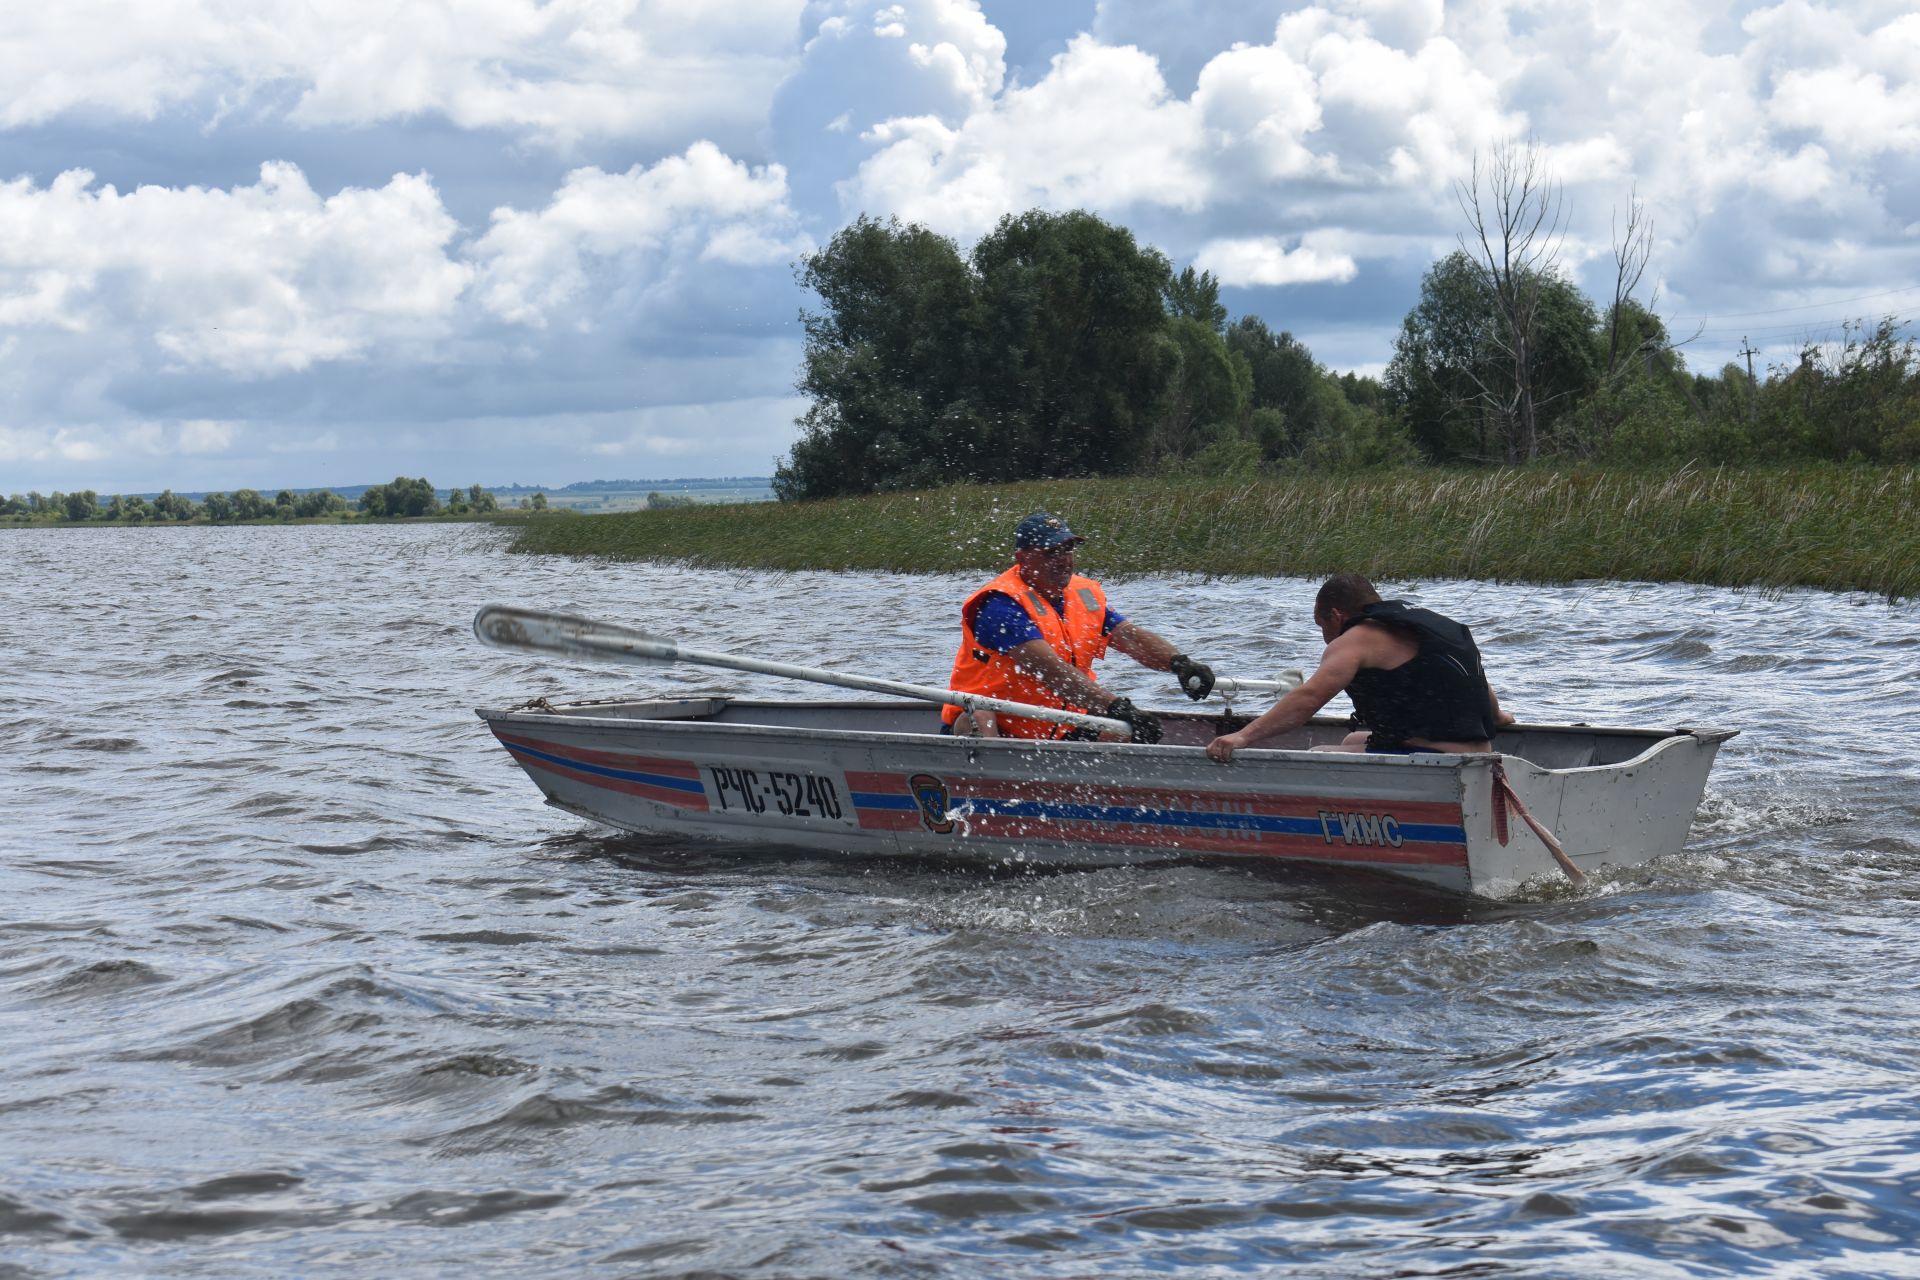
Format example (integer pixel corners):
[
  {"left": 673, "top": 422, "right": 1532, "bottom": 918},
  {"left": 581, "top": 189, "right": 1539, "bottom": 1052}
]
[
  {"left": 1169, "top": 653, "right": 1215, "bottom": 701},
  {"left": 1105, "top": 696, "right": 1163, "bottom": 745}
]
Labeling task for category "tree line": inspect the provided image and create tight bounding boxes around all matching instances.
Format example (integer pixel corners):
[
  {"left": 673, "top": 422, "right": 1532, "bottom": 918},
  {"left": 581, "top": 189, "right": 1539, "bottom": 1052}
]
[
  {"left": 775, "top": 209, "right": 1409, "bottom": 499},
  {"left": 2, "top": 479, "right": 548, "bottom": 524},
  {"left": 776, "top": 178, "right": 1917, "bottom": 499}
]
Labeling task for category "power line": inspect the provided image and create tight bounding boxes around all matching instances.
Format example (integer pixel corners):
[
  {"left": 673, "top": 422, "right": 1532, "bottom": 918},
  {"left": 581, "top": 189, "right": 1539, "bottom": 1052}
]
[
  {"left": 1686, "top": 316, "right": 1915, "bottom": 340},
  {"left": 1670, "top": 284, "right": 1920, "bottom": 322}
]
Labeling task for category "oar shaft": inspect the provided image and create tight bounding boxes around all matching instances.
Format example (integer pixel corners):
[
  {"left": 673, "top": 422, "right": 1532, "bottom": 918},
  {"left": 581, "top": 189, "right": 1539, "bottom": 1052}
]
[
  {"left": 1211, "top": 672, "right": 1304, "bottom": 701},
  {"left": 664, "top": 640, "right": 1131, "bottom": 736},
  {"left": 476, "top": 605, "right": 1131, "bottom": 737}
]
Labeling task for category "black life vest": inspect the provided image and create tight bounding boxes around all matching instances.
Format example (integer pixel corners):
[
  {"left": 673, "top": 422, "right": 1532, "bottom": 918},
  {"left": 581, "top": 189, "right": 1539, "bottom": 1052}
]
[{"left": 1340, "top": 600, "right": 1498, "bottom": 746}]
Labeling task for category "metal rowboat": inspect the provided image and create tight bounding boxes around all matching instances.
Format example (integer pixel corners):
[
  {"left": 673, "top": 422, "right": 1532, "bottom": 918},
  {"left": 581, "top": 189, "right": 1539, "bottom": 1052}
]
[{"left": 477, "top": 694, "right": 1735, "bottom": 899}]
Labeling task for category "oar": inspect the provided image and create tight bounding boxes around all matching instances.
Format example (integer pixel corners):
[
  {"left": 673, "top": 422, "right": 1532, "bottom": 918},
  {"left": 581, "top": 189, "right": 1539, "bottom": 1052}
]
[
  {"left": 474, "top": 604, "right": 1132, "bottom": 738},
  {"left": 1208, "top": 672, "right": 1305, "bottom": 702}
]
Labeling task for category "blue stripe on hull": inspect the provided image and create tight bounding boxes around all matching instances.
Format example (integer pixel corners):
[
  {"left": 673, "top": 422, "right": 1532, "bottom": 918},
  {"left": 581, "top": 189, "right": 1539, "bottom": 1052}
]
[
  {"left": 504, "top": 741, "right": 707, "bottom": 796},
  {"left": 849, "top": 791, "right": 1465, "bottom": 844}
]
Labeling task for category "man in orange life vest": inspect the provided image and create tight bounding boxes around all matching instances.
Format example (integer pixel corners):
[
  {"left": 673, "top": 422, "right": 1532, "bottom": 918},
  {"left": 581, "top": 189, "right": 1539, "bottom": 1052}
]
[
  {"left": 941, "top": 512, "right": 1217, "bottom": 743},
  {"left": 1205, "top": 573, "right": 1513, "bottom": 762}
]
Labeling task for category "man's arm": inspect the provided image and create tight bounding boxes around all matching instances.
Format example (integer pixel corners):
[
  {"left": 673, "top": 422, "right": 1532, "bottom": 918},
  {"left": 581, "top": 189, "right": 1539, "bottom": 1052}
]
[
  {"left": 1205, "top": 631, "right": 1375, "bottom": 761},
  {"left": 1005, "top": 639, "right": 1118, "bottom": 711},
  {"left": 1111, "top": 620, "right": 1218, "bottom": 701},
  {"left": 1107, "top": 620, "right": 1180, "bottom": 671},
  {"left": 1489, "top": 684, "right": 1515, "bottom": 727}
]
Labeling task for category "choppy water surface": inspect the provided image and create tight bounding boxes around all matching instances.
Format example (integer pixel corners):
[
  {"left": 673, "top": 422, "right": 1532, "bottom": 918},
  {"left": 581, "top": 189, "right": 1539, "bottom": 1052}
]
[{"left": 4, "top": 525, "right": 1918, "bottom": 1278}]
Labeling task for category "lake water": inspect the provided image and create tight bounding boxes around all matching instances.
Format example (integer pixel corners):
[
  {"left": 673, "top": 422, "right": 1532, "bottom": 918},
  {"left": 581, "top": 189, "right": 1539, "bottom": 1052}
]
[{"left": 4, "top": 524, "right": 1918, "bottom": 1277}]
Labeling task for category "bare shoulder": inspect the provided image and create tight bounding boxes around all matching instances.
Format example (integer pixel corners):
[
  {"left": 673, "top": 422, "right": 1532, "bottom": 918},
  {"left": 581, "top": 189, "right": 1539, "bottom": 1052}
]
[{"left": 1340, "top": 620, "right": 1418, "bottom": 668}]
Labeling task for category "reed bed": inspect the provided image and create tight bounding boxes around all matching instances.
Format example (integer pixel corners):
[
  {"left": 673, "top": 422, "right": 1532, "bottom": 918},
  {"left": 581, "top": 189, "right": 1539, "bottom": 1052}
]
[{"left": 505, "top": 465, "right": 1920, "bottom": 600}]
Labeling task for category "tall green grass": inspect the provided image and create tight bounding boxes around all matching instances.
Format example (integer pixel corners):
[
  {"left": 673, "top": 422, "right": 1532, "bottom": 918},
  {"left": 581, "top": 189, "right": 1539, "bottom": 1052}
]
[{"left": 504, "top": 465, "right": 1920, "bottom": 599}]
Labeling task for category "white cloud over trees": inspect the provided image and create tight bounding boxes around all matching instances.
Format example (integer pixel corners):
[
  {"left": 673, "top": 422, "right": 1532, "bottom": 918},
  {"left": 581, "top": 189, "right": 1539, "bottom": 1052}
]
[
  {"left": 0, "top": 164, "right": 470, "bottom": 374},
  {"left": 469, "top": 143, "right": 809, "bottom": 327},
  {"left": 0, "top": 0, "right": 1915, "bottom": 488},
  {"left": 0, "top": 0, "right": 808, "bottom": 148}
]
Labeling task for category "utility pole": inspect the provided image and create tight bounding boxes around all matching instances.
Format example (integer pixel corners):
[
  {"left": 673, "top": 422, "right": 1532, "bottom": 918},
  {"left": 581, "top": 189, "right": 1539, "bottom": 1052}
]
[{"left": 1739, "top": 337, "right": 1759, "bottom": 421}]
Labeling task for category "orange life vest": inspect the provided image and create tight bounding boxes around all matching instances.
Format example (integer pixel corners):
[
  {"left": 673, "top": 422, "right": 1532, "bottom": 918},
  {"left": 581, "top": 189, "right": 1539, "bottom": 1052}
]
[{"left": 942, "top": 565, "right": 1112, "bottom": 739}]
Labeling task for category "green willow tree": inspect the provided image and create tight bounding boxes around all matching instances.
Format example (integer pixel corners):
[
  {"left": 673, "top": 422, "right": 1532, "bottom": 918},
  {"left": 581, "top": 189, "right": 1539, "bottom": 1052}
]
[
  {"left": 358, "top": 476, "right": 439, "bottom": 517},
  {"left": 969, "top": 209, "right": 1178, "bottom": 479},
  {"left": 777, "top": 207, "right": 1419, "bottom": 496},
  {"left": 1152, "top": 316, "right": 1251, "bottom": 460},
  {"left": 777, "top": 216, "right": 984, "bottom": 499},
  {"left": 776, "top": 210, "right": 1179, "bottom": 499},
  {"left": 1225, "top": 317, "right": 1330, "bottom": 459}
]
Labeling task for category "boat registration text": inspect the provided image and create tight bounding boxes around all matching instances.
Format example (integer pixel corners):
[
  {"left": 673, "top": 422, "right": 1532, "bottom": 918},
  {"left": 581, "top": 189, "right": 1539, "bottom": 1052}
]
[{"left": 705, "top": 765, "right": 857, "bottom": 826}]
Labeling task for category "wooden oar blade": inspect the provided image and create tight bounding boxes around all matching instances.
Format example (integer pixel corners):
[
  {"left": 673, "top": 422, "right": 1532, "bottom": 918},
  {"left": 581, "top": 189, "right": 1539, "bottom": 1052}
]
[{"left": 473, "top": 604, "right": 676, "bottom": 667}]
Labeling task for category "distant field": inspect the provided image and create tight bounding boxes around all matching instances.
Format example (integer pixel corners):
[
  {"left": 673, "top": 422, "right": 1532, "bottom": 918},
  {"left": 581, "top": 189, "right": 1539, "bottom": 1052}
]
[
  {"left": 527, "top": 485, "right": 776, "bottom": 513},
  {"left": 504, "top": 465, "right": 1920, "bottom": 600}
]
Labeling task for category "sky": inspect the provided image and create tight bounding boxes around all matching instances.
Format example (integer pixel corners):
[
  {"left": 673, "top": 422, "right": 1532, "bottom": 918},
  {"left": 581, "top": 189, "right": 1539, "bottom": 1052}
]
[{"left": 2, "top": 0, "right": 1917, "bottom": 494}]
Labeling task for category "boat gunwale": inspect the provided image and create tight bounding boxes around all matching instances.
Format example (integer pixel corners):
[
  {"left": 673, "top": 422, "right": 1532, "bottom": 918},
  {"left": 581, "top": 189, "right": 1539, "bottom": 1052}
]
[{"left": 475, "top": 699, "right": 1735, "bottom": 778}]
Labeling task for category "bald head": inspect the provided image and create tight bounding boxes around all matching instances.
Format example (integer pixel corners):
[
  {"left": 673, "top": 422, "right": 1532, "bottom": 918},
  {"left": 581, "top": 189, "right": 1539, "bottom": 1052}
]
[{"left": 1314, "top": 574, "right": 1380, "bottom": 630}]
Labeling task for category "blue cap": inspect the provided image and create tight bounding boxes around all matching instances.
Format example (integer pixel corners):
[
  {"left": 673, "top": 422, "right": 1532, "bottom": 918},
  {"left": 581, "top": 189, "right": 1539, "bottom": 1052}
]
[{"left": 1014, "top": 511, "right": 1083, "bottom": 551}]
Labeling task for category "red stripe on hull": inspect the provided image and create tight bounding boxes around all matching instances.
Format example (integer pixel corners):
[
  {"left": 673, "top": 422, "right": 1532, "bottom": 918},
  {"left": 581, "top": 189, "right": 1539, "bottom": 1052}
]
[
  {"left": 494, "top": 731, "right": 703, "bottom": 781},
  {"left": 512, "top": 751, "right": 711, "bottom": 812}
]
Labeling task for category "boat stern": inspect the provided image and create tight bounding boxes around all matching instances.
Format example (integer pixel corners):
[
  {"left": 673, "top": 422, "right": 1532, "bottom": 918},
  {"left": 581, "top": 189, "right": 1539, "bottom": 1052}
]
[{"left": 1460, "top": 728, "right": 1736, "bottom": 896}]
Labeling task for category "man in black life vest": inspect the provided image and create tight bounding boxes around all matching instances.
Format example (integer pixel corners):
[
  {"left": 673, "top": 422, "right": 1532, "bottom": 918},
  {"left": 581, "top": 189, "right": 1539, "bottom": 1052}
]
[{"left": 1206, "top": 573, "right": 1513, "bottom": 762}]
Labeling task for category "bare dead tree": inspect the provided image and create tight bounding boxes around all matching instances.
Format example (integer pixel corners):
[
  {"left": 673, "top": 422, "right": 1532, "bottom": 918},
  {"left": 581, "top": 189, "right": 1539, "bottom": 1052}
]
[
  {"left": 1606, "top": 188, "right": 1652, "bottom": 379},
  {"left": 1569, "top": 187, "right": 1657, "bottom": 456},
  {"left": 1455, "top": 137, "right": 1566, "bottom": 463}
]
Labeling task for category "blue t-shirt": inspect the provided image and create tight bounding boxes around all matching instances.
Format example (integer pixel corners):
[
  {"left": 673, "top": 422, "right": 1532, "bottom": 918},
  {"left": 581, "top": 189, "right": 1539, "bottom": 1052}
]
[{"left": 972, "top": 591, "right": 1125, "bottom": 654}]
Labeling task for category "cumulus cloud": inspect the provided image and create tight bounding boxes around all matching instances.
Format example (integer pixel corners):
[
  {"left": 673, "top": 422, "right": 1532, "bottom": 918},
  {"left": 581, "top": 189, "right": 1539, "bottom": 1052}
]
[
  {"left": 842, "top": 8, "right": 1522, "bottom": 239},
  {"left": 0, "top": 139, "right": 815, "bottom": 489},
  {"left": 0, "top": 419, "right": 242, "bottom": 466},
  {"left": 804, "top": 0, "right": 1007, "bottom": 124},
  {"left": 178, "top": 419, "right": 240, "bottom": 454},
  {"left": 1091, "top": 0, "right": 1295, "bottom": 92},
  {"left": 770, "top": 0, "right": 1009, "bottom": 218},
  {"left": 0, "top": 164, "right": 471, "bottom": 374},
  {"left": 0, "top": 425, "right": 104, "bottom": 465},
  {"left": 469, "top": 142, "right": 809, "bottom": 327},
  {"left": 0, "top": 0, "right": 808, "bottom": 148},
  {"left": 843, "top": 35, "right": 1207, "bottom": 236},
  {"left": 1768, "top": 66, "right": 1920, "bottom": 156},
  {"left": 0, "top": 142, "right": 808, "bottom": 380},
  {"left": 1195, "top": 236, "right": 1357, "bottom": 287}
]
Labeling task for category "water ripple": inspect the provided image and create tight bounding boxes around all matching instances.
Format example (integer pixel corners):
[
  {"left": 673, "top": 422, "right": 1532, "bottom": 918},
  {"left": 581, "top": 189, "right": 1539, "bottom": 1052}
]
[{"left": 2, "top": 525, "right": 1917, "bottom": 1276}]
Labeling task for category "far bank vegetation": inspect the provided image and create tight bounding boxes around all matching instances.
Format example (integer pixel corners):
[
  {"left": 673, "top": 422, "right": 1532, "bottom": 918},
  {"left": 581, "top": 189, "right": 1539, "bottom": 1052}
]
[
  {"left": 511, "top": 466, "right": 1920, "bottom": 601},
  {"left": 776, "top": 140, "right": 1918, "bottom": 501},
  {"left": 3, "top": 479, "right": 550, "bottom": 526}
]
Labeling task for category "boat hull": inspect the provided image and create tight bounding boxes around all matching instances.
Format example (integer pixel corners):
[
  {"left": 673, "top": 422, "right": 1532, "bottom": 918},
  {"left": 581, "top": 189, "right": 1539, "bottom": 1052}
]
[{"left": 479, "top": 699, "right": 1733, "bottom": 898}]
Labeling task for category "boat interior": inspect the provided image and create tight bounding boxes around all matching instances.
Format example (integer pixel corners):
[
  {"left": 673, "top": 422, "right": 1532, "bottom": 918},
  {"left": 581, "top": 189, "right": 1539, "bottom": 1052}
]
[{"left": 494, "top": 696, "right": 1716, "bottom": 770}]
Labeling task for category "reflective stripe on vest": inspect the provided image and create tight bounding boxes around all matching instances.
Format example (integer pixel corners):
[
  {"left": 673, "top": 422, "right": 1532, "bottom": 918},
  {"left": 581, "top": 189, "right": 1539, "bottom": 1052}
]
[{"left": 943, "top": 566, "right": 1111, "bottom": 739}]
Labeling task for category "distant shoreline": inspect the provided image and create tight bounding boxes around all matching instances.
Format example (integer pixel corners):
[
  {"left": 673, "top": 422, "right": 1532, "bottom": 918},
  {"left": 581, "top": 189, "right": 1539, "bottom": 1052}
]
[
  {"left": 1, "top": 511, "right": 536, "bottom": 529},
  {"left": 2, "top": 478, "right": 775, "bottom": 525},
  {"left": 502, "top": 464, "right": 1920, "bottom": 601}
]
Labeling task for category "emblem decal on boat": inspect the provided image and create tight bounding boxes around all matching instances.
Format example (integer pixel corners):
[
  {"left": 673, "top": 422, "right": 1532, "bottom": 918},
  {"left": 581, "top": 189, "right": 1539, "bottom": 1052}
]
[{"left": 909, "top": 773, "right": 956, "bottom": 834}]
